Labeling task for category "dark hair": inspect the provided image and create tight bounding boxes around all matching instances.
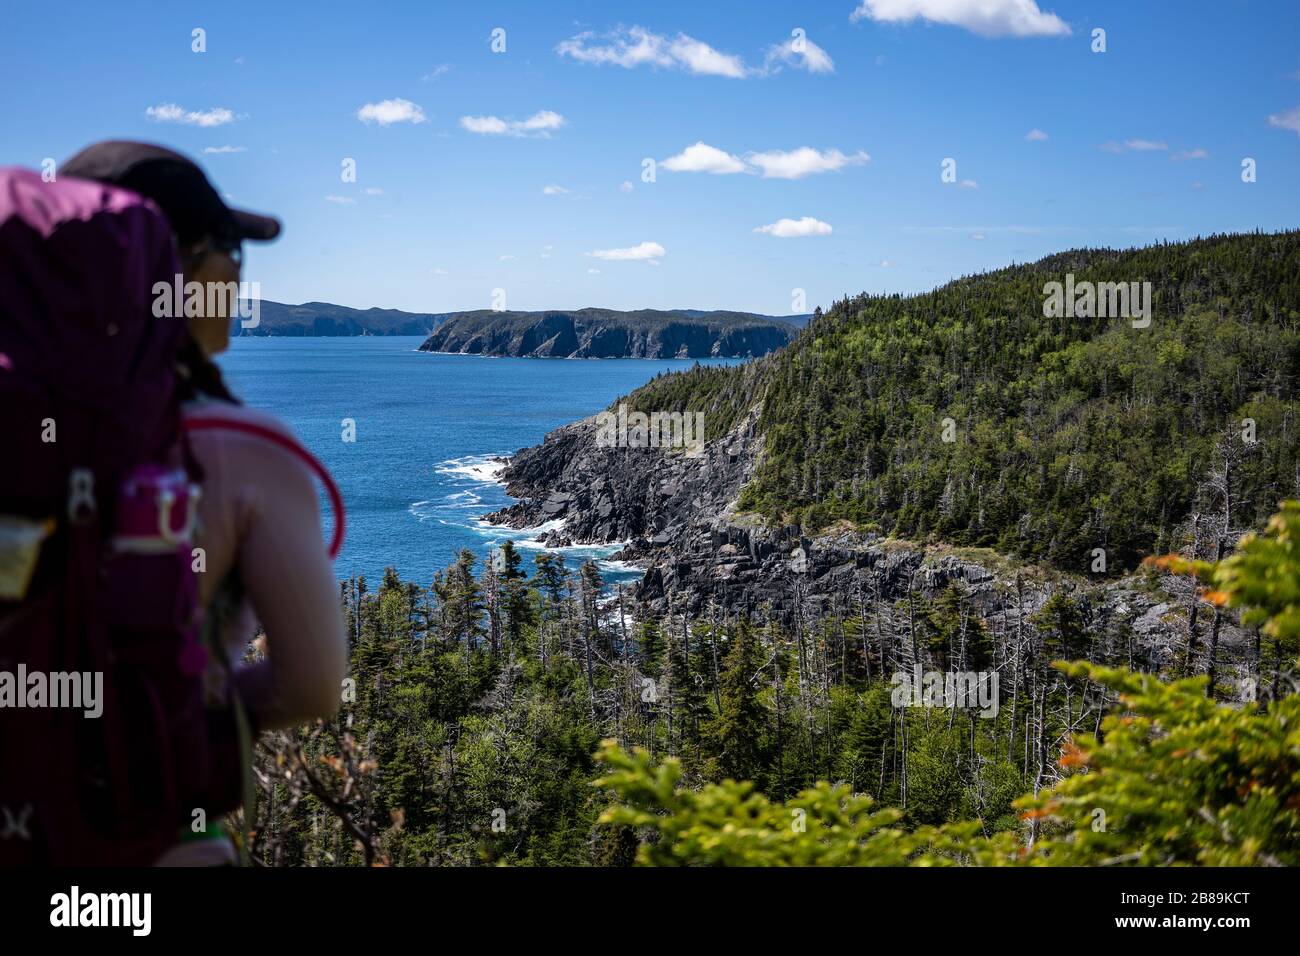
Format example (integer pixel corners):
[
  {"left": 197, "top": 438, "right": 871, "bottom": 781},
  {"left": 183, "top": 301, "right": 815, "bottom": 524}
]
[{"left": 176, "top": 334, "right": 240, "bottom": 405}]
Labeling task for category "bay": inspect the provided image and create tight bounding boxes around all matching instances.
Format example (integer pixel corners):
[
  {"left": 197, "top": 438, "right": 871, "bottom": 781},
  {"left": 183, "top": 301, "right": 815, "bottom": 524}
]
[{"left": 216, "top": 336, "right": 741, "bottom": 585}]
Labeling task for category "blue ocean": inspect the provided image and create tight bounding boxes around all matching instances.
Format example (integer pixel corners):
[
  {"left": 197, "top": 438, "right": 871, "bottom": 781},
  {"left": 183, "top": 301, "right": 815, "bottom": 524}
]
[{"left": 216, "top": 337, "right": 740, "bottom": 585}]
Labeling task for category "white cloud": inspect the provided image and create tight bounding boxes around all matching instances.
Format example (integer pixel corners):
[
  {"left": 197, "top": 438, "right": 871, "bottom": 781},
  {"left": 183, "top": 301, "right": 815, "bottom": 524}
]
[
  {"left": 542, "top": 184, "right": 570, "bottom": 195},
  {"left": 364, "top": 187, "right": 384, "bottom": 195},
  {"left": 620, "top": 180, "right": 634, "bottom": 192},
  {"left": 753, "top": 216, "right": 833, "bottom": 238},
  {"left": 879, "top": 259, "right": 893, "bottom": 267},
  {"left": 1171, "top": 148, "right": 1209, "bottom": 161},
  {"left": 959, "top": 179, "right": 979, "bottom": 189},
  {"left": 1025, "top": 128, "right": 1048, "bottom": 141},
  {"left": 145, "top": 103, "right": 235, "bottom": 127},
  {"left": 499, "top": 254, "right": 517, "bottom": 261},
  {"left": 1267, "top": 105, "right": 1300, "bottom": 136},
  {"left": 422, "top": 64, "right": 451, "bottom": 82},
  {"left": 357, "top": 98, "right": 427, "bottom": 126},
  {"left": 203, "top": 145, "right": 247, "bottom": 154},
  {"left": 747, "top": 147, "right": 869, "bottom": 179},
  {"left": 850, "top": 0, "right": 1070, "bottom": 38},
  {"left": 1099, "top": 139, "right": 1168, "bottom": 153},
  {"left": 588, "top": 268, "right": 601, "bottom": 274},
  {"left": 764, "top": 34, "right": 835, "bottom": 74},
  {"left": 557, "top": 27, "right": 747, "bottom": 78},
  {"left": 971, "top": 233, "right": 986, "bottom": 240},
  {"left": 671, "top": 35, "right": 748, "bottom": 78},
  {"left": 662, "top": 142, "right": 747, "bottom": 174},
  {"left": 324, "top": 195, "right": 356, "bottom": 205},
  {"left": 460, "top": 110, "right": 565, "bottom": 137},
  {"left": 588, "top": 241, "right": 666, "bottom": 262},
  {"left": 433, "top": 268, "right": 449, "bottom": 275}
]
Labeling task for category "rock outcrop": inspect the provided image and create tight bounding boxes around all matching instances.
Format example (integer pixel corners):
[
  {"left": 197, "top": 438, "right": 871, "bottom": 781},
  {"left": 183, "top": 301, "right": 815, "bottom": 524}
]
[
  {"left": 419, "top": 309, "right": 796, "bottom": 359},
  {"left": 485, "top": 405, "right": 1250, "bottom": 683}
]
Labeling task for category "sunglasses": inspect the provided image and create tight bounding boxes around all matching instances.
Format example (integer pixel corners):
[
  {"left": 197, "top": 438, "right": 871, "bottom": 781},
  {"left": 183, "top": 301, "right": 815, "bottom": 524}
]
[{"left": 186, "top": 237, "right": 243, "bottom": 269}]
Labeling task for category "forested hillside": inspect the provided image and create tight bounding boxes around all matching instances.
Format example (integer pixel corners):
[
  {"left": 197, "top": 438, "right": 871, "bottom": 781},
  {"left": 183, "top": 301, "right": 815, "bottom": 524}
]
[
  {"left": 418, "top": 308, "right": 797, "bottom": 358},
  {"left": 243, "top": 233, "right": 1300, "bottom": 867},
  {"left": 245, "top": 505, "right": 1299, "bottom": 866},
  {"left": 234, "top": 300, "right": 451, "bottom": 336},
  {"left": 623, "top": 231, "right": 1300, "bottom": 573}
]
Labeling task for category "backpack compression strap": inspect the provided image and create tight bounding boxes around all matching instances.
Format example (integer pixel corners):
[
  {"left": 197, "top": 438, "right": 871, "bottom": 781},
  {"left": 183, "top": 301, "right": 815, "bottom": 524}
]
[{"left": 182, "top": 416, "right": 346, "bottom": 560}]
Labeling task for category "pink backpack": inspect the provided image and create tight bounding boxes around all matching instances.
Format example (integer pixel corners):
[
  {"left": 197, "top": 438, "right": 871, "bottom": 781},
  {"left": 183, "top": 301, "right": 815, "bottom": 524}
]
[{"left": 0, "top": 167, "right": 343, "bottom": 864}]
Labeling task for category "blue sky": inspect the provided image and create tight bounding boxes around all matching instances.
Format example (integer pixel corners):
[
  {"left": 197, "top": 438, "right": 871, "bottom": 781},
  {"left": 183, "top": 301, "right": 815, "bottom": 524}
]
[{"left": 3, "top": 0, "right": 1299, "bottom": 315}]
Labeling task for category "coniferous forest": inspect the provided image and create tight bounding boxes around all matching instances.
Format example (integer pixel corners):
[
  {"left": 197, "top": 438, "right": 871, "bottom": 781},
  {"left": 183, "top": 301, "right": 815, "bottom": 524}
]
[
  {"left": 233, "top": 233, "right": 1300, "bottom": 867},
  {"left": 246, "top": 511, "right": 1300, "bottom": 867}
]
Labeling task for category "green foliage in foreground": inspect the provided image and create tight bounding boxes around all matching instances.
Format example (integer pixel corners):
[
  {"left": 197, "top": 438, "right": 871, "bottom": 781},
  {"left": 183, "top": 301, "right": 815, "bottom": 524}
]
[
  {"left": 594, "top": 663, "right": 1300, "bottom": 866},
  {"left": 1154, "top": 499, "right": 1300, "bottom": 661},
  {"left": 248, "top": 500, "right": 1299, "bottom": 866}
]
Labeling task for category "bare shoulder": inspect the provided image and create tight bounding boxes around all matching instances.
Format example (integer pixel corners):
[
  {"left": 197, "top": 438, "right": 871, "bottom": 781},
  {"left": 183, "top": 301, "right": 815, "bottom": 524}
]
[
  {"left": 182, "top": 400, "right": 317, "bottom": 491},
  {"left": 182, "top": 399, "right": 300, "bottom": 442}
]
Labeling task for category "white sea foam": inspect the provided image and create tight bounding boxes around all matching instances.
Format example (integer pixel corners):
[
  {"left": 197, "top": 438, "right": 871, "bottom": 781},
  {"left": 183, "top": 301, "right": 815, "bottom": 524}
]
[
  {"left": 413, "top": 453, "right": 639, "bottom": 580},
  {"left": 437, "top": 455, "right": 507, "bottom": 483}
]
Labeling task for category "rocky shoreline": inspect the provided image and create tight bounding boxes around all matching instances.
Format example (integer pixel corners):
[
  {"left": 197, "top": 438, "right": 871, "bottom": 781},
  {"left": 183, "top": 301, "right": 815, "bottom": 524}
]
[{"left": 482, "top": 407, "right": 1249, "bottom": 686}]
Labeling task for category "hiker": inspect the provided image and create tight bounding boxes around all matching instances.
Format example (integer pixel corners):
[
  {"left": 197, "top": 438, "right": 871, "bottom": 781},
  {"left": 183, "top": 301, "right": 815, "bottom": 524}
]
[{"left": 0, "top": 143, "right": 347, "bottom": 865}]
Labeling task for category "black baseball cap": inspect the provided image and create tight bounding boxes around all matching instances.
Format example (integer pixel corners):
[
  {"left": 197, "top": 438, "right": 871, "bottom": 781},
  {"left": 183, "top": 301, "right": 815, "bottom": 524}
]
[{"left": 61, "top": 140, "right": 280, "bottom": 248}]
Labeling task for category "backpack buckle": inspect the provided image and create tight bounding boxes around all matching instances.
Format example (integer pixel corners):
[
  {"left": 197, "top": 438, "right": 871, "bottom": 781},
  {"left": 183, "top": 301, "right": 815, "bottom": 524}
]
[{"left": 67, "top": 468, "right": 96, "bottom": 526}]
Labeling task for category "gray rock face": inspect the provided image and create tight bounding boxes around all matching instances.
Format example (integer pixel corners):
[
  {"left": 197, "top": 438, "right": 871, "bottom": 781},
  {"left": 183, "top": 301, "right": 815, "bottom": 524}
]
[
  {"left": 486, "top": 405, "right": 762, "bottom": 545},
  {"left": 485, "top": 404, "right": 1251, "bottom": 683}
]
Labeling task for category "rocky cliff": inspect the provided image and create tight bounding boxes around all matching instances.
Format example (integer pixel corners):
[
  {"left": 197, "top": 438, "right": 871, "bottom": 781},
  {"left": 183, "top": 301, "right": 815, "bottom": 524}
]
[
  {"left": 418, "top": 309, "right": 796, "bottom": 358},
  {"left": 485, "top": 406, "right": 1249, "bottom": 684}
]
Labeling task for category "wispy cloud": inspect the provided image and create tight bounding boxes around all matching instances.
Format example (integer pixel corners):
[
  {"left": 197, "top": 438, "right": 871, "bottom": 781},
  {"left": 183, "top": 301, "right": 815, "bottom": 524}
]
[
  {"left": 557, "top": 26, "right": 746, "bottom": 78},
  {"left": 542, "top": 184, "right": 571, "bottom": 195},
  {"left": 754, "top": 216, "right": 833, "bottom": 238},
  {"left": 1171, "top": 148, "right": 1209, "bottom": 161},
  {"left": 763, "top": 33, "right": 835, "bottom": 74},
  {"left": 747, "top": 147, "right": 869, "bottom": 179},
  {"left": 662, "top": 142, "right": 747, "bottom": 174},
  {"left": 364, "top": 187, "right": 384, "bottom": 195},
  {"left": 587, "top": 241, "right": 665, "bottom": 262},
  {"left": 203, "top": 145, "right": 247, "bottom": 154},
  {"left": 558, "top": 26, "right": 836, "bottom": 79},
  {"left": 1267, "top": 105, "right": 1300, "bottom": 136},
  {"left": 1099, "top": 139, "right": 1168, "bottom": 153},
  {"left": 422, "top": 64, "right": 451, "bottom": 82},
  {"left": 1025, "top": 128, "right": 1049, "bottom": 141},
  {"left": 357, "top": 98, "right": 427, "bottom": 126},
  {"left": 145, "top": 103, "right": 235, "bottom": 127},
  {"left": 850, "top": 0, "right": 1070, "bottom": 38},
  {"left": 460, "top": 110, "right": 565, "bottom": 137},
  {"left": 324, "top": 195, "right": 356, "bottom": 205}
]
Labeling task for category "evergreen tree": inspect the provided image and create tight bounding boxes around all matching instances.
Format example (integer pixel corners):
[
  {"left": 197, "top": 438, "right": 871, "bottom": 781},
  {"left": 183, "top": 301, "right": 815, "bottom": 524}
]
[{"left": 706, "top": 620, "right": 768, "bottom": 785}]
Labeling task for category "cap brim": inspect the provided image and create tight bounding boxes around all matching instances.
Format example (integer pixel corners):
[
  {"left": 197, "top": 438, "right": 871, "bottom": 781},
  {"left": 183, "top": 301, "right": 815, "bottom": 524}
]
[{"left": 233, "top": 208, "right": 281, "bottom": 242}]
